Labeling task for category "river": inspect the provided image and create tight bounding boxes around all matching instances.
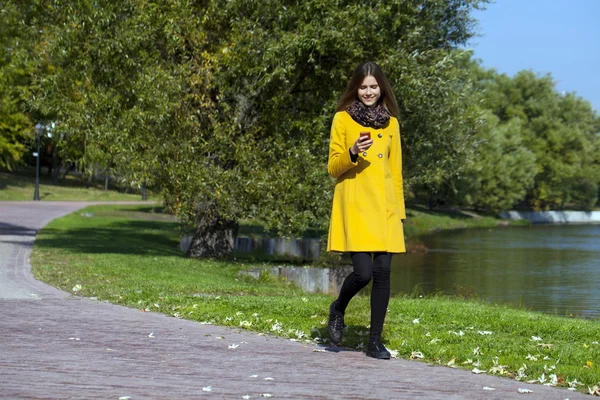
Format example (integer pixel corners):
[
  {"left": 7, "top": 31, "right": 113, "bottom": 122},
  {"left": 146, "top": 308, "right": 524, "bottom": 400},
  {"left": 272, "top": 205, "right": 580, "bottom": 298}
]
[{"left": 392, "top": 224, "right": 600, "bottom": 318}]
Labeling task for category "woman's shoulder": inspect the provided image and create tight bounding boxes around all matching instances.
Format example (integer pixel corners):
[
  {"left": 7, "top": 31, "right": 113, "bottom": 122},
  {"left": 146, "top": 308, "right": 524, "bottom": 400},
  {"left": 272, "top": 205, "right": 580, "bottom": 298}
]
[{"left": 333, "top": 110, "right": 350, "bottom": 120}]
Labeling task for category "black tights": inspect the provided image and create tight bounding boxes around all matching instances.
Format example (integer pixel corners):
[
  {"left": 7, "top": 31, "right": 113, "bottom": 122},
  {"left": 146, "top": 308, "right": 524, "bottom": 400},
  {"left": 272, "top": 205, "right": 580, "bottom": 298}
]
[{"left": 335, "top": 252, "right": 392, "bottom": 340}]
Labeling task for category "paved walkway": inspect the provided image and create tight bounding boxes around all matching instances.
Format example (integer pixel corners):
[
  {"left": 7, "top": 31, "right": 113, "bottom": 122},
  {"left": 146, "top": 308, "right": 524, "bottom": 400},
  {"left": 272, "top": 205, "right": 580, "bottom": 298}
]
[{"left": 0, "top": 202, "right": 586, "bottom": 399}]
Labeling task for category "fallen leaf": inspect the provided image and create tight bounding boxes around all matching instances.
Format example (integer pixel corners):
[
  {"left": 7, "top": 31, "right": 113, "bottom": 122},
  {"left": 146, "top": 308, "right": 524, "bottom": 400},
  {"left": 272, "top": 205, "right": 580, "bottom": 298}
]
[
  {"left": 537, "top": 343, "right": 553, "bottom": 349},
  {"left": 589, "top": 385, "right": 600, "bottom": 395},
  {"left": 410, "top": 351, "right": 424, "bottom": 359},
  {"left": 447, "top": 358, "right": 456, "bottom": 366}
]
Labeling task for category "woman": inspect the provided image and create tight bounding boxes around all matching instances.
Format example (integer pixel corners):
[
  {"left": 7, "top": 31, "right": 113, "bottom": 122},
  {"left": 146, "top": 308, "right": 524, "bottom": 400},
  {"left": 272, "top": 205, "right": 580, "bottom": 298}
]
[{"left": 326, "top": 61, "right": 406, "bottom": 359}]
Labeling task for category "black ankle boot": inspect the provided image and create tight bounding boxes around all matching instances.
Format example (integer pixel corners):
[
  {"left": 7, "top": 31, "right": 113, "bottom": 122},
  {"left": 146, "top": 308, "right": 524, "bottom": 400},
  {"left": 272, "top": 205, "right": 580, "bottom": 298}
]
[
  {"left": 327, "top": 301, "right": 345, "bottom": 345},
  {"left": 366, "top": 338, "right": 391, "bottom": 359}
]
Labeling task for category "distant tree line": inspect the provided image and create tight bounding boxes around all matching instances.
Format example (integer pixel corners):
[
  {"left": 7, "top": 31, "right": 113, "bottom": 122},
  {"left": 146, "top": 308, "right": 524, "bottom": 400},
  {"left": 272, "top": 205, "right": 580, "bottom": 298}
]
[{"left": 1, "top": 0, "right": 598, "bottom": 257}]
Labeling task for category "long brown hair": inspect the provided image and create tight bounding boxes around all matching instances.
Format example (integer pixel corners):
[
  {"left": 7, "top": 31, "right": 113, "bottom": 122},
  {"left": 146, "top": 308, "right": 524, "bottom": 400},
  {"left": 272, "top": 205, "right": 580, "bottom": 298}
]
[{"left": 336, "top": 61, "right": 400, "bottom": 118}]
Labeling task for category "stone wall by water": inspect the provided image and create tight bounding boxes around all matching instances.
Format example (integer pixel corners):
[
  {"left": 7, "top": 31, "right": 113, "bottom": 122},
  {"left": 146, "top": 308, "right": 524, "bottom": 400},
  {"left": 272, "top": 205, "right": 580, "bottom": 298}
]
[
  {"left": 239, "top": 265, "right": 352, "bottom": 294},
  {"left": 180, "top": 236, "right": 322, "bottom": 260},
  {"left": 500, "top": 210, "right": 600, "bottom": 224}
]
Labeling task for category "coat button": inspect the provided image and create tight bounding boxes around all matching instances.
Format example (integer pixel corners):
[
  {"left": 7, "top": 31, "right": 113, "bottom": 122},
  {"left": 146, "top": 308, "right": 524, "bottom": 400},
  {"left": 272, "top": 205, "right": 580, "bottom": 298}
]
[
  {"left": 378, "top": 133, "right": 383, "bottom": 138},
  {"left": 378, "top": 153, "right": 383, "bottom": 158},
  {"left": 362, "top": 151, "right": 367, "bottom": 157}
]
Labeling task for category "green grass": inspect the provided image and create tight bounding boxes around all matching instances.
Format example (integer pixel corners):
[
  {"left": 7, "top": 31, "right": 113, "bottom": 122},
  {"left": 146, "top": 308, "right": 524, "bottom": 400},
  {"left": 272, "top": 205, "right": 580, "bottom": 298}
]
[
  {"left": 30, "top": 205, "right": 600, "bottom": 393},
  {"left": 403, "top": 204, "right": 529, "bottom": 238},
  {"left": 0, "top": 169, "right": 159, "bottom": 201}
]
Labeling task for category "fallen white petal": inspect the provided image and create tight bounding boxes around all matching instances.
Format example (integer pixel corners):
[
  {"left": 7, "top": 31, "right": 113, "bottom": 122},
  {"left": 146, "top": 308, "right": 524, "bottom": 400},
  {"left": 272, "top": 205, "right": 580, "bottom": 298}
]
[
  {"left": 518, "top": 388, "right": 533, "bottom": 394},
  {"left": 412, "top": 318, "right": 420, "bottom": 324},
  {"left": 119, "top": 397, "right": 131, "bottom": 400},
  {"left": 242, "top": 396, "right": 250, "bottom": 400},
  {"left": 69, "top": 337, "right": 80, "bottom": 341},
  {"left": 264, "top": 377, "right": 274, "bottom": 381},
  {"left": 483, "top": 387, "right": 495, "bottom": 391},
  {"left": 312, "top": 349, "right": 326, "bottom": 352},
  {"left": 249, "top": 375, "right": 258, "bottom": 378},
  {"left": 472, "top": 368, "right": 486, "bottom": 374},
  {"left": 148, "top": 332, "right": 155, "bottom": 338},
  {"left": 531, "top": 336, "right": 542, "bottom": 341},
  {"left": 261, "top": 394, "right": 272, "bottom": 398},
  {"left": 203, "top": 386, "right": 212, "bottom": 392},
  {"left": 228, "top": 344, "right": 240, "bottom": 349},
  {"left": 477, "top": 331, "right": 493, "bottom": 335}
]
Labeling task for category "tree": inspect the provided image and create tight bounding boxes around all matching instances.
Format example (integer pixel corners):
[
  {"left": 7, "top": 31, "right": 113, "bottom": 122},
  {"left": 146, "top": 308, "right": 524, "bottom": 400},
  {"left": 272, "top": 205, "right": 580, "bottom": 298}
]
[
  {"left": 0, "top": 2, "right": 35, "bottom": 170},
  {"left": 459, "top": 112, "right": 536, "bottom": 212},
  {"left": 21, "top": 0, "right": 489, "bottom": 257},
  {"left": 472, "top": 66, "right": 600, "bottom": 211}
]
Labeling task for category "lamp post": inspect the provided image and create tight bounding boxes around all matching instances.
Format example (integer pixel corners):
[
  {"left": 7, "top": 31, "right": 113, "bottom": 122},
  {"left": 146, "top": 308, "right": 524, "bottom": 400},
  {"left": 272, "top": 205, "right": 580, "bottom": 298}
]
[{"left": 33, "top": 123, "right": 43, "bottom": 201}]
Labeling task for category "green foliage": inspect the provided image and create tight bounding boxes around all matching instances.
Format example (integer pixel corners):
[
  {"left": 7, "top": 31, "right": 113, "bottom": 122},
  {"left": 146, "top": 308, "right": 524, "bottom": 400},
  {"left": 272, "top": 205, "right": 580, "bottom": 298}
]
[
  {"left": 460, "top": 112, "right": 537, "bottom": 212},
  {"left": 473, "top": 67, "right": 600, "bottom": 211},
  {"left": 0, "top": 2, "right": 35, "bottom": 169}
]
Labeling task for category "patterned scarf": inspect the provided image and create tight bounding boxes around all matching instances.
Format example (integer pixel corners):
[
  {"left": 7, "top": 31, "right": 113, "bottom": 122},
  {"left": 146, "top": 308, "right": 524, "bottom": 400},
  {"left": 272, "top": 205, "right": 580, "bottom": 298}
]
[{"left": 346, "top": 100, "right": 391, "bottom": 128}]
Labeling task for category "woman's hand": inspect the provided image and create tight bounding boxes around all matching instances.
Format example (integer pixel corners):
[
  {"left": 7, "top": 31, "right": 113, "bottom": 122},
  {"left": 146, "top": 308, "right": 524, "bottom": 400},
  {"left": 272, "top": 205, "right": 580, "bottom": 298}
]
[{"left": 350, "top": 135, "right": 373, "bottom": 155}]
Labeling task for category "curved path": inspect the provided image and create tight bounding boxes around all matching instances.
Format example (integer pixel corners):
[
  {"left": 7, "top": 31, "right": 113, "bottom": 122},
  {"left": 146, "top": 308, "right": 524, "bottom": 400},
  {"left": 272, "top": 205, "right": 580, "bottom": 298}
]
[{"left": 0, "top": 202, "right": 586, "bottom": 399}]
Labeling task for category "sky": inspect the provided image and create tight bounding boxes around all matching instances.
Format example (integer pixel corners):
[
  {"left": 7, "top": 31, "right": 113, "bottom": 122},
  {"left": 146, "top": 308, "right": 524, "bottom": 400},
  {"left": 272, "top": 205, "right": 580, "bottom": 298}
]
[{"left": 466, "top": 0, "right": 600, "bottom": 113}]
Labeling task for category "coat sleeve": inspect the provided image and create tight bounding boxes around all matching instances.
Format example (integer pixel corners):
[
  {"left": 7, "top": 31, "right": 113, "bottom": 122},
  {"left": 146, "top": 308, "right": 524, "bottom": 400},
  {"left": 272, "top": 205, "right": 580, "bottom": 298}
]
[
  {"left": 389, "top": 119, "right": 406, "bottom": 219},
  {"left": 328, "top": 113, "right": 358, "bottom": 179}
]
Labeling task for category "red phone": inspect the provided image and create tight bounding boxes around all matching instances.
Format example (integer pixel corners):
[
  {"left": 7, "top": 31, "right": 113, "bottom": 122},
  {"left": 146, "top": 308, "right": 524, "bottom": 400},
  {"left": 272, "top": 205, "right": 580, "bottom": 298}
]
[{"left": 360, "top": 131, "right": 371, "bottom": 140}]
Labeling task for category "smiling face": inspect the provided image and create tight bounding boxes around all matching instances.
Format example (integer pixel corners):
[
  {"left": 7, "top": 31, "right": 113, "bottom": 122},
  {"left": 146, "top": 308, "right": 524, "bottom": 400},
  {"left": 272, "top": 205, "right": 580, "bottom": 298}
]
[{"left": 357, "top": 75, "right": 381, "bottom": 107}]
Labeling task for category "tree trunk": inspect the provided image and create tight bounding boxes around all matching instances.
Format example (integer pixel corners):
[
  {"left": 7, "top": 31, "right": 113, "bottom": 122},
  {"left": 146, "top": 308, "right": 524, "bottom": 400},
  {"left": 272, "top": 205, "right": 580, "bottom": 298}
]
[{"left": 186, "top": 205, "right": 238, "bottom": 258}]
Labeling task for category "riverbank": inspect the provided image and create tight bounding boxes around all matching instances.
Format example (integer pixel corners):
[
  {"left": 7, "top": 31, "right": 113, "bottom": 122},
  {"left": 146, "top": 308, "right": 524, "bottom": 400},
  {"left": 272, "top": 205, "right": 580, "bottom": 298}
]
[{"left": 30, "top": 204, "right": 600, "bottom": 393}]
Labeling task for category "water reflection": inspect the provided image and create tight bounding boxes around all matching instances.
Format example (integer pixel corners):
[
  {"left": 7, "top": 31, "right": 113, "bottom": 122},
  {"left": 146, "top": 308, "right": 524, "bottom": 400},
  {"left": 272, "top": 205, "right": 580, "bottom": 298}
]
[{"left": 392, "top": 224, "right": 600, "bottom": 318}]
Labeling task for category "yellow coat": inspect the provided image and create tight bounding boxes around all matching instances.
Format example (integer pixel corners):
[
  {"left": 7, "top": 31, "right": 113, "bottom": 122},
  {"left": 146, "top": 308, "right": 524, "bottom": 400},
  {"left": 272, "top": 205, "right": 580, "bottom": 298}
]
[{"left": 327, "top": 111, "right": 406, "bottom": 253}]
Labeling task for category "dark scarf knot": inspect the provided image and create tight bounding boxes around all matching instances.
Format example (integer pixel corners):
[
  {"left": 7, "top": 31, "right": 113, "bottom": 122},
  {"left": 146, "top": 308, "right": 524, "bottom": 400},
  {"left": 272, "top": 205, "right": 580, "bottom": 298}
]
[{"left": 346, "top": 100, "right": 390, "bottom": 128}]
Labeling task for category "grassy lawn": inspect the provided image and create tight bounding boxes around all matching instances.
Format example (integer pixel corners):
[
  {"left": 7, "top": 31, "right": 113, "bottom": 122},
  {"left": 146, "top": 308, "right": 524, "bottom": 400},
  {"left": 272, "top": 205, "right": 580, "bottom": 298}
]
[
  {"left": 30, "top": 205, "right": 600, "bottom": 394},
  {"left": 0, "top": 169, "right": 158, "bottom": 201}
]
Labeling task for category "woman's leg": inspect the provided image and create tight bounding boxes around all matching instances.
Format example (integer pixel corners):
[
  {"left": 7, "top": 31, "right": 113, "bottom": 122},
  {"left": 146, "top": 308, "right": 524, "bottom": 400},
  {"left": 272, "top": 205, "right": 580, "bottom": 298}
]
[
  {"left": 369, "top": 252, "right": 392, "bottom": 340},
  {"left": 334, "top": 252, "right": 373, "bottom": 313},
  {"left": 328, "top": 252, "right": 372, "bottom": 344}
]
